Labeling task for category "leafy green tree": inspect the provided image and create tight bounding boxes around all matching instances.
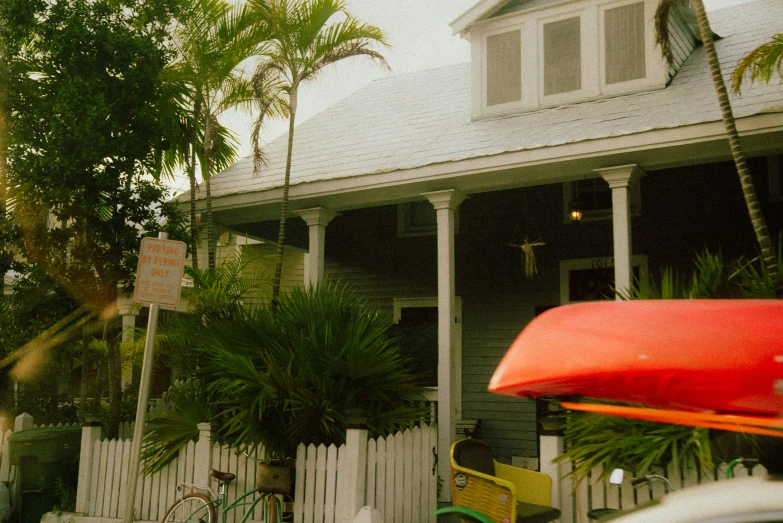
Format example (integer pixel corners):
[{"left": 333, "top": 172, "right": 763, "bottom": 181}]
[
  {"left": 248, "top": 0, "right": 389, "bottom": 304},
  {"left": 655, "top": 0, "right": 779, "bottom": 294},
  {"left": 165, "top": 0, "right": 262, "bottom": 270},
  {"left": 0, "top": 0, "right": 188, "bottom": 436}
]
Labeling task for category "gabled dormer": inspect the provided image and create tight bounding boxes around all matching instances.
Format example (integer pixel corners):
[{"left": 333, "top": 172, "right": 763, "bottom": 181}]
[{"left": 451, "top": 0, "right": 700, "bottom": 120}]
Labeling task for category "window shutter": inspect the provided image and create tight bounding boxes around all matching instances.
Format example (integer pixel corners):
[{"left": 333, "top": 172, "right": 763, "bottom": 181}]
[
  {"left": 543, "top": 17, "right": 581, "bottom": 96},
  {"left": 605, "top": 2, "right": 646, "bottom": 84},
  {"left": 486, "top": 30, "right": 522, "bottom": 106}
]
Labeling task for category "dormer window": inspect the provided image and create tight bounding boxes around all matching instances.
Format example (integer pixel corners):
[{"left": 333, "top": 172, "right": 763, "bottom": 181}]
[
  {"left": 459, "top": 0, "right": 698, "bottom": 119},
  {"left": 543, "top": 16, "right": 582, "bottom": 96},
  {"left": 603, "top": 2, "right": 646, "bottom": 84},
  {"left": 486, "top": 30, "right": 521, "bottom": 106}
]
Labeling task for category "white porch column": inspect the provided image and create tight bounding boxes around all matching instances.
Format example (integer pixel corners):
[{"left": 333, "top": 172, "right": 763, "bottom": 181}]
[
  {"left": 116, "top": 294, "right": 139, "bottom": 388},
  {"left": 596, "top": 165, "right": 643, "bottom": 299},
  {"left": 423, "top": 189, "right": 466, "bottom": 502},
  {"left": 296, "top": 207, "right": 339, "bottom": 287}
]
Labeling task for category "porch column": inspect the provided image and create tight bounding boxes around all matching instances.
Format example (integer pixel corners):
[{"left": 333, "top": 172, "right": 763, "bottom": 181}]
[
  {"left": 296, "top": 207, "right": 339, "bottom": 287},
  {"left": 116, "top": 294, "right": 139, "bottom": 388},
  {"left": 595, "top": 165, "right": 643, "bottom": 299},
  {"left": 423, "top": 189, "right": 467, "bottom": 502}
]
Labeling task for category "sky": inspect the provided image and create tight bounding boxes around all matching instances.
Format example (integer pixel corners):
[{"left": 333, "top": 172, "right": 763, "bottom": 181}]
[{"left": 166, "top": 0, "right": 754, "bottom": 196}]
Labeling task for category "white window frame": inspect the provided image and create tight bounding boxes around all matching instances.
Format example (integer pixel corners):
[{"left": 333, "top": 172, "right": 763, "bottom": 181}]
[
  {"left": 562, "top": 177, "right": 642, "bottom": 223},
  {"left": 469, "top": 0, "right": 669, "bottom": 119},
  {"left": 481, "top": 19, "right": 526, "bottom": 116},
  {"left": 559, "top": 255, "right": 649, "bottom": 304},
  {"left": 393, "top": 296, "right": 463, "bottom": 419},
  {"left": 598, "top": 0, "right": 654, "bottom": 95},
  {"left": 537, "top": 7, "right": 595, "bottom": 106}
]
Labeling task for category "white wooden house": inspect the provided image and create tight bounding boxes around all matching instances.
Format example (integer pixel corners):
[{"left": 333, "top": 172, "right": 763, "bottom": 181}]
[{"left": 181, "top": 0, "right": 783, "bottom": 501}]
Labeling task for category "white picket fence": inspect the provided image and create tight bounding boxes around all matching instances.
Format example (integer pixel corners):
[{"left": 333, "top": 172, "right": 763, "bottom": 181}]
[
  {"left": 294, "top": 424, "right": 438, "bottom": 523},
  {"left": 75, "top": 420, "right": 438, "bottom": 523},
  {"left": 542, "top": 434, "right": 770, "bottom": 523}
]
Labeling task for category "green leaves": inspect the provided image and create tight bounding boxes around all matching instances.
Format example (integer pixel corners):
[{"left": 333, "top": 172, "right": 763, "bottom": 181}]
[
  {"left": 202, "top": 283, "right": 427, "bottom": 460},
  {"left": 557, "top": 403, "right": 713, "bottom": 485}
]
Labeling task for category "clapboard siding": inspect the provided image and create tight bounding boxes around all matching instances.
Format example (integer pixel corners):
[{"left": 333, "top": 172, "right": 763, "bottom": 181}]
[
  {"left": 324, "top": 261, "right": 435, "bottom": 320},
  {"left": 667, "top": 5, "right": 698, "bottom": 77}
]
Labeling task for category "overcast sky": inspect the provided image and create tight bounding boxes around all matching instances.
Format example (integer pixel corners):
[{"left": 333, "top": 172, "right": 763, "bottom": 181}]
[{"left": 167, "top": 0, "right": 752, "bottom": 195}]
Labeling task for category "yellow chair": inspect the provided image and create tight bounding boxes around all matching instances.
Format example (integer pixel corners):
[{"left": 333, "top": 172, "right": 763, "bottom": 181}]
[{"left": 435, "top": 438, "right": 561, "bottom": 523}]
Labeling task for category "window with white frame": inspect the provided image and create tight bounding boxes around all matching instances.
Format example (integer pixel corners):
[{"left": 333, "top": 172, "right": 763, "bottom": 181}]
[
  {"left": 392, "top": 297, "right": 462, "bottom": 416},
  {"left": 604, "top": 2, "right": 646, "bottom": 84},
  {"left": 543, "top": 17, "right": 582, "bottom": 96},
  {"left": 562, "top": 177, "right": 642, "bottom": 223},
  {"left": 560, "top": 255, "right": 648, "bottom": 304},
  {"left": 472, "top": 0, "right": 665, "bottom": 118},
  {"left": 486, "top": 29, "right": 522, "bottom": 106}
]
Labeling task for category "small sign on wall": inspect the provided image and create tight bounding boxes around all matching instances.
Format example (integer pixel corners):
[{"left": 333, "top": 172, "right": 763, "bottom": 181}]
[{"left": 134, "top": 237, "right": 186, "bottom": 306}]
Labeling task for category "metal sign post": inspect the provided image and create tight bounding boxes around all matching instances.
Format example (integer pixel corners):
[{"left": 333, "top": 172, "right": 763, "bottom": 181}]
[{"left": 122, "top": 233, "right": 186, "bottom": 523}]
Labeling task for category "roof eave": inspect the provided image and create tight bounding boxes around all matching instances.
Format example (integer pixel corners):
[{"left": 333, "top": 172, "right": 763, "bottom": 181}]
[{"left": 450, "top": 0, "right": 509, "bottom": 36}]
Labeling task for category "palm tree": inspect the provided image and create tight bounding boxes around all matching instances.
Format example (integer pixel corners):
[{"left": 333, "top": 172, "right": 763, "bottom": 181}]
[
  {"left": 166, "top": 0, "right": 262, "bottom": 269},
  {"left": 655, "top": 0, "right": 779, "bottom": 295},
  {"left": 248, "top": 0, "right": 389, "bottom": 303}
]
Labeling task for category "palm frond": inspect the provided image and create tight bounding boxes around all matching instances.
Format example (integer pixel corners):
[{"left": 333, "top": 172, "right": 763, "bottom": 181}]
[
  {"left": 731, "top": 34, "right": 783, "bottom": 94},
  {"left": 654, "top": 0, "right": 676, "bottom": 67}
]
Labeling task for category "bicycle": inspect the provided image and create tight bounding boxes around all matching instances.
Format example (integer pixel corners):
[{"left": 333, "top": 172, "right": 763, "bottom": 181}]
[
  {"left": 161, "top": 452, "right": 289, "bottom": 523},
  {"left": 587, "top": 469, "right": 676, "bottom": 522}
]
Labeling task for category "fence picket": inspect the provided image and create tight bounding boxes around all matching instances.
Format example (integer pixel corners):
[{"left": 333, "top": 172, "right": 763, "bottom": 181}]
[
  {"left": 402, "top": 429, "right": 413, "bottom": 523},
  {"left": 411, "top": 427, "right": 421, "bottom": 523},
  {"left": 95, "top": 439, "right": 110, "bottom": 517},
  {"left": 324, "top": 444, "right": 338, "bottom": 523},
  {"left": 384, "top": 435, "right": 395, "bottom": 523},
  {"left": 0, "top": 429, "right": 11, "bottom": 482},
  {"left": 375, "top": 437, "right": 386, "bottom": 522},
  {"left": 365, "top": 438, "right": 377, "bottom": 509},
  {"left": 304, "top": 444, "right": 317, "bottom": 523},
  {"left": 294, "top": 444, "right": 306, "bottom": 523},
  {"left": 148, "top": 456, "right": 162, "bottom": 521},
  {"left": 427, "top": 425, "right": 438, "bottom": 523},
  {"left": 117, "top": 439, "right": 132, "bottom": 519},
  {"left": 88, "top": 438, "right": 103, "bottom": 517},
  {"left": 109, "top": 440, "right": 124, "bottom": 517},
  {"left": 314, "top": 444, "right": 327, "bottom": 523}
]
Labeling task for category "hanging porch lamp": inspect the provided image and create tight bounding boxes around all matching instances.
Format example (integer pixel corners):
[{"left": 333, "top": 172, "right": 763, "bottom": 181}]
[{"left": 568, "top": 181, "right": 584, "bottom": 222}]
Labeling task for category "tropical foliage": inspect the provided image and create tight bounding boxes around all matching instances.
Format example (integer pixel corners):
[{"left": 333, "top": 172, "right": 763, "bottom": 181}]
[
  {"left": 203, "top": 283, "right": 426, "bottom": 460},
  {"left": 247, "top": 0, "right": 389, "bottom": 303},
  {"left": 144, "top": 281, "right": 427, "bottom": 472},
  {"left": 731, "top": 34, "right": 783, "bottom": 93},
  {"left": 559, "top": 246, "right": 782, "bottom": 485}
]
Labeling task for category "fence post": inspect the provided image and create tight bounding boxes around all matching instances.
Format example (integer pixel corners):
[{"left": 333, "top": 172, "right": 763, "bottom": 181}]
[
  {"left": 13, "top": 413, "right": 33, "bottom": 432},
  {"left": 337, "top": 427, "right": 368, "bottom": 523},
  {"left": 194, "top": 423, "right": 212, "bottom": 486},
  {"left": 75, "top": 422, "right": 102, "bottom": 514},
  {"left": 540, "top": 433, "right": 574, "bottom": 523}
]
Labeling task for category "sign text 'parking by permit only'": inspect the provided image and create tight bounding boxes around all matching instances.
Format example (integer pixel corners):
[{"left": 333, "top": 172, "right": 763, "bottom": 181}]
[{"left": 134, "top": 237, "right": 187, "bottom": 306}]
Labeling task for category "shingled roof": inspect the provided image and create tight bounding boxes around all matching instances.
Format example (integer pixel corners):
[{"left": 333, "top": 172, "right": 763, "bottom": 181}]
[{"left": 203, "top": 0, "right": 783, "bottom": 202}]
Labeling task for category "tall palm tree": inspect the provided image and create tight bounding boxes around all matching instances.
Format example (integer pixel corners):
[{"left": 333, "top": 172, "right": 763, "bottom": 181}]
[
  {"left": 166, "top": 0, "right": 262, "bottom": 269},
  {"left": 656, "top": 0, "right": 779, "bottom": 294},
  {"left": 248, "top": 0, "right": 389, "bottom": 303}
]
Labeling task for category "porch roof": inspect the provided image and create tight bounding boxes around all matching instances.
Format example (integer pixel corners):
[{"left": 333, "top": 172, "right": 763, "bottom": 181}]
[{"left": 199, "top": 0, "right": 783, "bottom": 218}]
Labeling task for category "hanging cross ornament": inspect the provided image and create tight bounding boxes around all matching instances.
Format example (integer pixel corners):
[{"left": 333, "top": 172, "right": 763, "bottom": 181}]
[{"left": 510, "top": 238, "right": 546, "bottom": 279}]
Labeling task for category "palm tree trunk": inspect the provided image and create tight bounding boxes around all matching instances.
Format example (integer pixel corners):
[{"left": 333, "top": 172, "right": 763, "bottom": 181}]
[
  {"left": 692, "top": 0, "right": 779, "bottom": 293},
  {"left": 205, "top": 117, "right": 215, "bottom": 269},
  {"left": 188, "top": 144, "right": 199, "bottom": 272},
  {"left": 271, "top": 87, "right": 298, "bottom": 306}
]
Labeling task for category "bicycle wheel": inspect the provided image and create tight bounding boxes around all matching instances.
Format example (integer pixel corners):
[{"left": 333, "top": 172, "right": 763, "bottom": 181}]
[{"left": 162, "top": 493, "right": 216, "bottom": 523}]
